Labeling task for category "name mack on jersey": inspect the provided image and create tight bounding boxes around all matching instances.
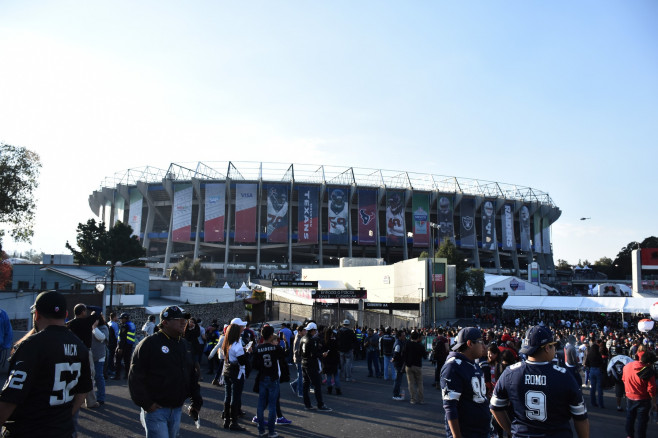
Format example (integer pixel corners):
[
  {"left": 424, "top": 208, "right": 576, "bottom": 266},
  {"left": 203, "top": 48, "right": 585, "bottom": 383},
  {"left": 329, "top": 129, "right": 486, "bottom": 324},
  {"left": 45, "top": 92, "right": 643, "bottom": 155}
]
[{"left": 64, "top": 344, "right": 78, "bottom": 356}]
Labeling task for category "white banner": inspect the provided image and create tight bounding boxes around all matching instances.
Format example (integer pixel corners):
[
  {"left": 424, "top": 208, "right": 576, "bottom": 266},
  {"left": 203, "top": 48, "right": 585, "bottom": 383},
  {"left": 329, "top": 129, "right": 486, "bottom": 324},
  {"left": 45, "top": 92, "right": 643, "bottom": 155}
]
[{"left": 128, "top": 190, "right": 143, "bottom": 239}]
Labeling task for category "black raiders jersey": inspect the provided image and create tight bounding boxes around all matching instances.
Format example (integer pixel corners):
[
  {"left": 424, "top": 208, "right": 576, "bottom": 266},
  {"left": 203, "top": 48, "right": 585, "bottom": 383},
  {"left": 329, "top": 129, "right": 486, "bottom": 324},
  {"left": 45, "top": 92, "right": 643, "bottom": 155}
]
[
  {"left": 490, "top": 360, "right": 587, "bottom": 438},
  {"left": 0, "top": 325, "right": 92, "bottom": 437}
]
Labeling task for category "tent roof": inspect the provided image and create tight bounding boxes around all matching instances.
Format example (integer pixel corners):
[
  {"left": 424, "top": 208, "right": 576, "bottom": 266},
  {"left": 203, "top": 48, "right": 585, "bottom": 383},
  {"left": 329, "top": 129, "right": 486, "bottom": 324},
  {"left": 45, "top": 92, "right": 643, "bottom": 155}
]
[{"left": 502, "top": 296, "right": 656, "bottom": 314}]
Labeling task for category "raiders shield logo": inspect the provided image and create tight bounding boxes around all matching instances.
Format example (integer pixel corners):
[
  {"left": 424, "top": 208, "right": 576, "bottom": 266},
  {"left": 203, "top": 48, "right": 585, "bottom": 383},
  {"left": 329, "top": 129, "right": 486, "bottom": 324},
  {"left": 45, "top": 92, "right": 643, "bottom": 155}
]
[{"left": 462, "top": 216, "right": 473, "bottom": 231}]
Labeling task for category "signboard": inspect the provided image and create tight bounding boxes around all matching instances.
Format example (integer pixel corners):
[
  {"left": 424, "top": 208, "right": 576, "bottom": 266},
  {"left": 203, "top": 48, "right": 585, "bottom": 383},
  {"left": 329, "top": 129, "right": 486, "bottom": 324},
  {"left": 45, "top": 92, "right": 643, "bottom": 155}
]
[
  {"left": 364, "top": 302, "right": 419, "bottom": 311},
  {"left": 315, "top": 302, "right": 359, "bottom": 310},
  {"left": 311, "top": 289, "right": 367, "bottom": 299},
  {"left": 272, "top": 280, "right": 318, "bottom": 288},
  {"left": 432, "top": 258, "right": 448, "bottom": 297}
]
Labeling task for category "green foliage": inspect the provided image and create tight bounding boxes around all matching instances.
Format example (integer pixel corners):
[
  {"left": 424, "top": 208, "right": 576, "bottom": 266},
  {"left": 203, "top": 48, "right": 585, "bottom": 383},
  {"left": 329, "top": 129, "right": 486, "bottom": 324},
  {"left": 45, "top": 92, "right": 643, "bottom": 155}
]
[
  {"left": 436, "top": 240, "right": 469, "bottom": 293},
  {"left": 555, "top": 259, "right": 572, "bottom": 271},
  {"left": 0, "top": 143, "right": 41, "bottom": 245},
  {"left": 66, "top": 219, "right": 145, "bottom": 265},
  {"left": 173, "top": 258, "right": 216, "bottom": 287},
  {"left": 0, "top": 251, "right": 11, "bottom": 290},
  {"left": 466, "top": 268, "right": 486, "bottom": 295}
]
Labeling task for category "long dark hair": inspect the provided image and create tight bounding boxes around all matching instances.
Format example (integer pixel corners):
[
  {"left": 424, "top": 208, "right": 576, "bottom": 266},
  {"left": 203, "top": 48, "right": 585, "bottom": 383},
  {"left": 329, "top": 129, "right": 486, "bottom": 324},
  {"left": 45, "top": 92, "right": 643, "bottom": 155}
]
[{"left": 222, "top": 323, "right": 242, "bottom": 358}]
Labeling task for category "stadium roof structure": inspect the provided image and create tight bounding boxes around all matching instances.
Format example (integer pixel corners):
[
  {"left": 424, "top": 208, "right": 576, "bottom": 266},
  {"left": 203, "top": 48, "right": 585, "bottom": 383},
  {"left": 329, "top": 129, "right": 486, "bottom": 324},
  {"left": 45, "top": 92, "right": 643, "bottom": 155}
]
[{"left": 96, "top": 161, "right": 556, "bottom": 206}]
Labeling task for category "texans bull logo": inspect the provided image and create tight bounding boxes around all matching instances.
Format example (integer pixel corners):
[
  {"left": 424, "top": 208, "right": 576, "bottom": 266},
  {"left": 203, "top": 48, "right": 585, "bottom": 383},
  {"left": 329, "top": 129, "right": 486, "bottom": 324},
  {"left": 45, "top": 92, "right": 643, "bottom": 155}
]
[{"left": 359, "top": 208, "right": 375, "bottom": 225}]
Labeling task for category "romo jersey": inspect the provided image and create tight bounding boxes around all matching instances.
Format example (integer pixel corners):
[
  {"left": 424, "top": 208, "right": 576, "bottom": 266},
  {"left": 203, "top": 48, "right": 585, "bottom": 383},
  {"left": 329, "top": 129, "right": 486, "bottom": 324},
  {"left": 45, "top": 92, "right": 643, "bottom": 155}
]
[
  {"left": 0, "top": 325, "right": 92, "bottom": 437},
  {"left": 490, "top": 360, "right": 587, "bottom": 438},
  {"left": 441, "top": 352, "right": 491, "bottom": 438}
]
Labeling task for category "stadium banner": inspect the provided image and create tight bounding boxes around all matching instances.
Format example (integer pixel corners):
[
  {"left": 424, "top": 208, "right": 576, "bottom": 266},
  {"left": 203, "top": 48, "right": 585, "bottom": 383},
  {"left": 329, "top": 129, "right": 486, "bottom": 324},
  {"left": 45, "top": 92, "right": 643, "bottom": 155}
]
[
  {"left": 172, "top": 184, "right": 193, "bottom": 242},
  {"left": 266, "top": 184, "right": 289, "bottom": 243},
  {"left": 432, "top": 258, "right": 448, "bottom": 297},
  {"left": 481, "top": 200, "right": 496, "bottom": 250},
  {"left": 297, "top": 185, "right": 319, "bottom": 244},
  {"left": 128, "top": 189, "right": 143, "bottom": 239},
  {"left": 204, "top": 183, "right": 225, "bottom": 242},
  {"left": 533, "top": 213, "right": 543, "bottom": 254},
  {"left": 114, "top": 194, "right": 125, "bottom": 225},
  {"left": 327, "top": 186, "right": 349, "bottom": 245},
  {"left": 519, "top": 205, "right": 531, "bottom": 252},
  {"left": 501, "top": 203, "right": 515, "bottom": 251},
  {"left": 357, "top": 189, "right": 377, "bottom": 246},
  {"left": 386, "top": 190, "right": 405, "bottom": 246},
  {"left": 437, "top": 195, "right": 455, "bottom": 245},
  {"left": 412, "top": 192, "right": 429, "bottom": 247},
  {"left": 542, "top": 216, "right": 551, "bottom": 254},
  {"left": 640, "top": 249, "right": 658, "bottom": 269},
  {"left": 235, "top": 183, "right": 258, "bottom": 243},
  {"left": 459, "top": 198, "right": 476, "bottom": 248}
]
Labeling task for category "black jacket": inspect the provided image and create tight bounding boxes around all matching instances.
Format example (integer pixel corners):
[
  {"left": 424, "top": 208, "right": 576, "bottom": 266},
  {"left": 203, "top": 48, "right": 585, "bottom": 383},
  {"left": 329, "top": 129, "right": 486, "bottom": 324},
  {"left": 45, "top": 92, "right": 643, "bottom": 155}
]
[
  {"left": 300, "top": 334, "right": 322, "bottom": 369},
  {"left": 128, "top": 331, "right": 202, "bottom": 411},
  {"left": 336, "top": 327, "right": 356, "bottom": 353}
]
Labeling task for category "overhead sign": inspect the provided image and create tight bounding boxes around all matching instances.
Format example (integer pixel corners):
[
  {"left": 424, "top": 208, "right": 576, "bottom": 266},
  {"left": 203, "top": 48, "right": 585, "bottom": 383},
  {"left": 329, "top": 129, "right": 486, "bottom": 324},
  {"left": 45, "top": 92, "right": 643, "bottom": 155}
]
[
  {"left": 364, "top": 302, "right": 418, "bottom": 311},
  {"left": 272, "top": 280, "right": 318, "bottom": 288},
  {"left": 311, "top": 289, "right": 367, "bottom": 299}
]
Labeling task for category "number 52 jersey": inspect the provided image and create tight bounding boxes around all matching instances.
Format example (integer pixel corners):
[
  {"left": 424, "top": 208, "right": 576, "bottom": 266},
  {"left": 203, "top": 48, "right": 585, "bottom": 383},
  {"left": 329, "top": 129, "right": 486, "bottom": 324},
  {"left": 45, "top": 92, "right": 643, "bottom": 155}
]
[
  {"left": 490, "top": 360, "right": 587, "bottom": 438},
  {"left": 0, "top": 325, "right": 93, "bottom": 437}
]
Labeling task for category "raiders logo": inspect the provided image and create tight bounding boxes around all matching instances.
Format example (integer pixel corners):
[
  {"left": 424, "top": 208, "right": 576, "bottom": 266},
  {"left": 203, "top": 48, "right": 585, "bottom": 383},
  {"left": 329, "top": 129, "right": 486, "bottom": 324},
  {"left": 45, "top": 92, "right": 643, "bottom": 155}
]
[{"left": 462, "top": 216, "right": 473, "bottom": 231}]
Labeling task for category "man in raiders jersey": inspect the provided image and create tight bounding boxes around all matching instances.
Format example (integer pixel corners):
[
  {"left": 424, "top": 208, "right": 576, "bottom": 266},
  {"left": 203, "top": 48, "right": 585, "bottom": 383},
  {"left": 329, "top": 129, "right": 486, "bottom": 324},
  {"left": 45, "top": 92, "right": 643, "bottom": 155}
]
[
  {"left": 253, "top": 325, "right": 288, "bottom": 438},
  {"left": 0, "top": 291, "right": 92, "bottom": 437},
  {"left": 440, "top": 327, "right": 491, "bottom": 438},
  {"left": 490, "top": 326, "right": 589, "bottom": 438}
]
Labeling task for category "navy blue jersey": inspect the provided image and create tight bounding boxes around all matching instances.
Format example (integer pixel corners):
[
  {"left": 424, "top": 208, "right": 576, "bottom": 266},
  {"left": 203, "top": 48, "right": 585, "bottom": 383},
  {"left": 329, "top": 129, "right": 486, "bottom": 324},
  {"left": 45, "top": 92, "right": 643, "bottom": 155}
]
[
  {"left": 490, "top": 360, "right": 587, "bottom": 438},
  {"left": 440, "top": 352, "right": 491, "bottom": 438}
]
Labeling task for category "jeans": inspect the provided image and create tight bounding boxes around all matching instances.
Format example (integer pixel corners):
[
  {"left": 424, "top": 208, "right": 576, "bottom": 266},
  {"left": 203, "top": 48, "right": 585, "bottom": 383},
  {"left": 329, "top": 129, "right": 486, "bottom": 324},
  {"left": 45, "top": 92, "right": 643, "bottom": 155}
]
[
  {"left": 257, "top": 377, "right": 280, "bottom": 435},
  {"left": 224, "top": 375, "right": 245, "bottom": 413},
  {"left": 290, "top": 362, "right": 303, "bottom": 396},
  {"left": 302, "top": 366, "right": 325, "bottom": 408},
  {"left": 382, "top": 355, "right": 395, "bottom": 380},
  {"left": 392, "top": 367, "right": 405, "bottom": 397},
  {"left": 589, "top": 367, "right": 604, "bottom": 407},
  {"left": 367, "top": 350, "right": 380, "bottom": 376},
  {"left": 326, "top": 372, "right": 341, "bottom": 389},
  {"left": 94, "top": 360, "right": 106, "bottom": 403},
  {"left": 85, "top": 350, "right": 97, "bottom": 407},
  {"left": 339, "top": 350, "right": 353, "bottom": 381},
  {"left": 140, "top": 406, "right": 182, "bottom": 438},
  {"left": 625, "top": 399, "right": 651, "bottom": 438}
]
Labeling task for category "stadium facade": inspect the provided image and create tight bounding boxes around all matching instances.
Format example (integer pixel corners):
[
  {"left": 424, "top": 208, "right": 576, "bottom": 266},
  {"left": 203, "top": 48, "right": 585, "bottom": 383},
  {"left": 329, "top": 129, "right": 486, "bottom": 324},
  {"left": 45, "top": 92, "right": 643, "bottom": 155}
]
[{"left": 88, "top": 161, "right": 561, "bottom": 280}]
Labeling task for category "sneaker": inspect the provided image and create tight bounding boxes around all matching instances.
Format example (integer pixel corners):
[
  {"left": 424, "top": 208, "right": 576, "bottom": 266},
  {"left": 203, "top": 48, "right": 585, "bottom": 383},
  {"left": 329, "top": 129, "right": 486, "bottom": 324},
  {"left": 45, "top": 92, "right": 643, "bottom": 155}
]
[
  {"left": 276, "top": 416, "right": 292, "bottom": 425},
  {"left": 392, "top": 396, "right": 403, "bottom": 401},
  {"left": 252, "top": 416, "right": 267, "bottom": 425},
  {"left": 268, "top": 433, "right": 280, "bottom": 438},
  {"left": 259, "top": 433, "right": 268, "bottom": 438},
  {"left": 317, "top": 405, "right": 333, "bottom": 412},
  {"left": 304, "top": 405, "right": 316, "bottom": 411}
]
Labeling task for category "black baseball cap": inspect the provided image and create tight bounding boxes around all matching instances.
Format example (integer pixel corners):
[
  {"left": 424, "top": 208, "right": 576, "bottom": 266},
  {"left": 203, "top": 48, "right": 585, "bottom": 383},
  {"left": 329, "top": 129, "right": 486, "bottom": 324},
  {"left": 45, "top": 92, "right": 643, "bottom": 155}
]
[
  {"left": 520, "top": 325, "right": 555, "bottom": 356},
  {"left": 160, "top": 306, "right": 185, "bottom": 321},
  {"left": 31, "top": 291, "right": 67, "bottom": 319},
  {"left": 452, "top": 327, "right": 482, "bottom": 351}
]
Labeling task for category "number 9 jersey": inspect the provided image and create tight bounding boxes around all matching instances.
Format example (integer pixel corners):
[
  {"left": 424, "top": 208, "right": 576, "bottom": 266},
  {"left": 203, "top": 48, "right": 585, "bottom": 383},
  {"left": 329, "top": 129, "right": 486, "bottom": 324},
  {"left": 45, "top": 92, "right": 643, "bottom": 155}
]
[
  {"left": 490, "top": 360, "right": 587, "bottom": 438},
  {"left": 0, "top": 325, "right": 93, "bottom": 437}
]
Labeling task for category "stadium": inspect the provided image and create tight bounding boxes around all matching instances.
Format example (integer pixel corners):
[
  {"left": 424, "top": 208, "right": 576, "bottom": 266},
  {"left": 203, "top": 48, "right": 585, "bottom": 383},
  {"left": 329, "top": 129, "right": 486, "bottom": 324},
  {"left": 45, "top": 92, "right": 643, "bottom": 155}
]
[{"left": 88, "top": 161, "right": 561, "bottom": 282}]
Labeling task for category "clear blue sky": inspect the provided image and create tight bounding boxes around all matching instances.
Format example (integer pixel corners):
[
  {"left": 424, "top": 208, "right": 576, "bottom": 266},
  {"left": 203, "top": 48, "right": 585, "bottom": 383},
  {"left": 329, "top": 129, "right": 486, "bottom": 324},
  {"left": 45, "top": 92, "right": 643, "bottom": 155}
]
[{"left": 1, "top": 1, "right": 656, "bottom": 265}]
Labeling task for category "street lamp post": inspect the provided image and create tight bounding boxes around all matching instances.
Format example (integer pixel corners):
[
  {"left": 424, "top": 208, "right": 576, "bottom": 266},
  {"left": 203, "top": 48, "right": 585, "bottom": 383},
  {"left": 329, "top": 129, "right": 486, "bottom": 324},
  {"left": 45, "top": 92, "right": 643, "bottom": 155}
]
[{"left": 418, "top": 287, "right": 424, "bottom": 328}]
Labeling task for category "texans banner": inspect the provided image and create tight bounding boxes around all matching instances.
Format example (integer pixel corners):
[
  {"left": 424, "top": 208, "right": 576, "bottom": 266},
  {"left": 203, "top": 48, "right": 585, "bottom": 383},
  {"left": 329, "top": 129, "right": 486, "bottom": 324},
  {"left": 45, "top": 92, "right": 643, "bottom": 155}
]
[
  {"left": 412, "top": 192, "right": 429, "bottom": 247},
  {"left": 297, "top": 186, "right": 319, "bottom": 243},
  {"left": 481, "top": 200, "right": 496, "bottom": 250},
  {"left": 357, "top": 189, "right": 377, "bottom": 245},
  {"left": 459, "top": 198, "right": 476, "bottom": 248},
  {"left": 437, "top": 195, "right": 455, "bottom": 245},
  {"left": 385, "top": 190, "right": 405, "bottom": 246},
  {"left": 204, "top": 183, "right": 225, "bottom": 242},
  {"left": 534, "top": 213, "right": 542, "bottom": 254},
  {"left": 128, "top": 189, "right": 143, "bottom": 239},
  {"left": 172, "top": 184, "right": 193, "bottom": 241},
  {"left": 327, "top": 187, "right": 349, "bottom": 245},
  {"left": 235, "top": 183, "right": 257, "bottom": 243},
  {"left": 266, "top": 184, "right": 289, "bottom": 243},
  {"left": 519, "top": 205, "right": 531, "bottom": 252},
  {"left": 542, "top": 216, "right": 551, "bottom": 254},
  {"left": 501, "top": 203, "right": 515, "bottom": 251}
]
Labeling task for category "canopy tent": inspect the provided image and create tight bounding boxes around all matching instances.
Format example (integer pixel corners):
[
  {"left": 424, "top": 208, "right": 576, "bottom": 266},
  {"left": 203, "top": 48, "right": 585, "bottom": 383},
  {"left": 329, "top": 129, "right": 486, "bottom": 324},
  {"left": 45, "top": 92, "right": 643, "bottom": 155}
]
[
  {"left": 483, "top": 275, "right": 546, "bottom": 296},
  {"left": 502, "top": 296, "right": 657, "bottom": 314}
]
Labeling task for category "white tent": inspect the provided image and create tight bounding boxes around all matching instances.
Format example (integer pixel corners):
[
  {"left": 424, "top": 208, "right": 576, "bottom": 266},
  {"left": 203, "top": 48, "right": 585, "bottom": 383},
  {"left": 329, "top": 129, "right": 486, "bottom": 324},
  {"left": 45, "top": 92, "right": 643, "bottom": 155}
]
[
  {"left": 483, "top": 275, "right": 546, "bottom": 296},
  {"left": 502, "top": 296, "right": 655, "bottom": 314},
  {"left": 223, "top": 282, "right": 231, "bottom": 289},
  {"left": 623, "top": 298, "right": 658, "bottom": 313}
]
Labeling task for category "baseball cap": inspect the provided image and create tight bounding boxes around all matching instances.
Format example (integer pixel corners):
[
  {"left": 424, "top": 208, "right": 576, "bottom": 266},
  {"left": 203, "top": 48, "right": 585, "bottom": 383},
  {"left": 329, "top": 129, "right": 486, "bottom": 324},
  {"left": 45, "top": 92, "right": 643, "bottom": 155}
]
[
  {"left": 31, "top": 291, "right": 67, "bottom": 319},
  {"left": 452, "top": 327, "right": 482, "bottom": 351},
  {"left": 342, "top": 319, "right": 350, "bottom": 326},
  {"left": 230, "top": 317, "right": 247, "bottom": 326},
  {"left": 501, "top": 334, "right": 512, "bottom": 342},
  {"left": 160, "top": 306, "right": 185, "bottom": 321},
  {"left": 305, "top": 322, "right": 317, "bottom": 331},
  {"left": 120, "top": 312, "right": 130, "bottom": 319},
  {"left": 520, "top": 325, "right": 555, "bottom": 356}
]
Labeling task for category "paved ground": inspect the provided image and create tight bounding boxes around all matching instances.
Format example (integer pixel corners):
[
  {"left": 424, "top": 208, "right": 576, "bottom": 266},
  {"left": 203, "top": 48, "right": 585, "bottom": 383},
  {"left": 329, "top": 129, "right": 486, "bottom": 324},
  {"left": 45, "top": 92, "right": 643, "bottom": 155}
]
[{"left": 75, "top": 359, "right": 657, "bottom": 438}]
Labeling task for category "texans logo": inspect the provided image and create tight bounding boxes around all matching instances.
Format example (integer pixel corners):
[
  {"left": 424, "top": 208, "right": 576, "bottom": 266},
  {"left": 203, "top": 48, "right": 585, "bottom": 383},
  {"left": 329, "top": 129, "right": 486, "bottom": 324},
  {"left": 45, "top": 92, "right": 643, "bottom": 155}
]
[{"left": 359, "top": 209, "right": 375, "bottom": 225}]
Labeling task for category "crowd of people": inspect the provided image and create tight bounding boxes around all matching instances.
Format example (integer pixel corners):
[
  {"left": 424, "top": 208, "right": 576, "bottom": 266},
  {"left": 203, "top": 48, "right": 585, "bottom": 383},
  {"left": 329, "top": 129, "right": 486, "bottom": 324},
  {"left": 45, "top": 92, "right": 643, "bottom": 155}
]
[{"left": 0, "top": 291, "right": 657, "bottom": 438}]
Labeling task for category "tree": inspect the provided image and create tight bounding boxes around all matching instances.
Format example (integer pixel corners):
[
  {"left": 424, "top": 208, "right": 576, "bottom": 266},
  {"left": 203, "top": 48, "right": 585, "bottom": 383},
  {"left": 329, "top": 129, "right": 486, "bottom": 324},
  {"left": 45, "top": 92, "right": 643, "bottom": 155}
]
[
  {"left": 555, "top": 259, "right": 572, "bottom": 271},
  {"left": 436, "top": 240, "right": 469, "bottom": 293},
  {"left": 466, "top": 268, "right": 486, "bottom": 295},
  {"left": 173, "top": 258, "right": 216, "bottom": 287},
  {"left": 0, "top": 143, "right": 41, "bottom": 246},
  {"left": 66, "top": 219, "right": 145, "bottom": 265},
  {"left": 0, "top": 251, "right": 11, "bottom": 290}
]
